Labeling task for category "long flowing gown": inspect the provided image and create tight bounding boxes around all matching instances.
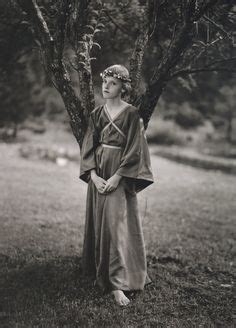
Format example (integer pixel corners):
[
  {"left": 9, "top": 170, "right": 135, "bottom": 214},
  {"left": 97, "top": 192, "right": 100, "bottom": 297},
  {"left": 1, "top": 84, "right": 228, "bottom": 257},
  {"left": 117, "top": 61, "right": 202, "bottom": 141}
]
[{"left": 80, "top": 104, "right": 154, "bottom": 292}]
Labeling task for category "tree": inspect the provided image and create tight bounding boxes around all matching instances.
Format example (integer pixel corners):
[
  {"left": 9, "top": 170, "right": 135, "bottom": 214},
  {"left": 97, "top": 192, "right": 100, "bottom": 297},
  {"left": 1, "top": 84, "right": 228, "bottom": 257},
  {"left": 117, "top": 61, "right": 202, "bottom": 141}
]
[
  {"left": 13, "top": 0, "right": 236, "bottom": 147},
  {"left": 0, "top": 0, "right": 44, "bottom": 138},
  {"left": 0, "top": 64, "right": 33, "bottom": 138}
]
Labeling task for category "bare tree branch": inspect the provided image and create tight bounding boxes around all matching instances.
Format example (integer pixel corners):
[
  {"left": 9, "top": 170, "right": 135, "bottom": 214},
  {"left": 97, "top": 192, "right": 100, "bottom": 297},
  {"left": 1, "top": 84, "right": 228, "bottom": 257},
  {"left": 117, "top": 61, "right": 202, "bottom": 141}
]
[
  {"left": 17, "top": 0, "right": 54, "bottom": 62},
  {"left": 194, "top": 0, "right": 219, "bottom": 22},
  {"left": 171, "top": 66, "right": 236, "bottom": 79},
  {"left": 31, "top": 0, "right": 53, "bottom": 44},
  {"left": 129, "top": 27, "right": 149, "bottom": 103},
  {"left": 204, "top": 56, "right": 236, "bottom": 67},
  {"left": 56, "top": 0, "right": 70, "bottom": 62},
  {"left": 103, "top": 8, "right": 132, "bottom": 36},
  {"left": 203, "top": 15, "right": 230, "bottom": 38},
  {"left": 129, "top": 0, "right": 158, "bottom": 104}
]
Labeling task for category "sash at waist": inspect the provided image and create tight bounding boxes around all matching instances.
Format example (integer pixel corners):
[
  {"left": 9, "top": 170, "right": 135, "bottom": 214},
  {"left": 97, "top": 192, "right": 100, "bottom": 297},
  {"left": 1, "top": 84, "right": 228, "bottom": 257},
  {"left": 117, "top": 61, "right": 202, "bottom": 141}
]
[{"left": 101, "top": 143, "right": 122, "bottom": 150}]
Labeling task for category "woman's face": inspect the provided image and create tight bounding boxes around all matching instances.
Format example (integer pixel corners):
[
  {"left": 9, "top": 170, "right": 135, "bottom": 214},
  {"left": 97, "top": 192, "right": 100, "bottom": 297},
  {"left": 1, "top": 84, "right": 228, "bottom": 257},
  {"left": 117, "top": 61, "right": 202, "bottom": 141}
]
[{"left": 102, "top": 76, "right": 123, "bottom": 99}]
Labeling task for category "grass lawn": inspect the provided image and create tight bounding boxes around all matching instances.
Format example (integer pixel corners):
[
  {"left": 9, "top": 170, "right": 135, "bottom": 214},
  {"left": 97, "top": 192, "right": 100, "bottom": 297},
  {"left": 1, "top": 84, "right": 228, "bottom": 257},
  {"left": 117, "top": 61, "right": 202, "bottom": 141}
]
[{"left": 0, "top": 125, "right": 235, "bottom": 327}]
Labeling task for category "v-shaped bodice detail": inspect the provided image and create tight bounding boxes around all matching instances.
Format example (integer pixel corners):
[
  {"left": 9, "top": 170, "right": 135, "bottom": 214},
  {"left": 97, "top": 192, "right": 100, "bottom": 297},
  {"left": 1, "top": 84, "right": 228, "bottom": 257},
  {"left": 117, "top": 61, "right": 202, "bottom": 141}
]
[
  {"left": 104, "top": 104, "right": 131, "bottom": 122},
  {"left": 100, "top": 104, "right": 129, "bottom": 140}
]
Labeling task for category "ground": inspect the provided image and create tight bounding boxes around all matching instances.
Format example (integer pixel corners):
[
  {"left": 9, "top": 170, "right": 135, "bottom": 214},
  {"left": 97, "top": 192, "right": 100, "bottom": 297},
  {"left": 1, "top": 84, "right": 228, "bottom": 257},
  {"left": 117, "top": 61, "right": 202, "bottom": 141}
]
[{"left": 0, "top": 125, "right": 235, "bottom": 327}]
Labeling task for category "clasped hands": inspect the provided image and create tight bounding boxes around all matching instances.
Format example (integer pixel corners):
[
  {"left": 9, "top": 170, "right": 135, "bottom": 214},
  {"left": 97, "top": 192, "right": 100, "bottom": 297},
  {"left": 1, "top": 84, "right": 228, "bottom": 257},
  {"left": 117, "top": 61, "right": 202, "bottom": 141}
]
[{"left": 91, "top": 170, "right": 122, "bottom": 194}]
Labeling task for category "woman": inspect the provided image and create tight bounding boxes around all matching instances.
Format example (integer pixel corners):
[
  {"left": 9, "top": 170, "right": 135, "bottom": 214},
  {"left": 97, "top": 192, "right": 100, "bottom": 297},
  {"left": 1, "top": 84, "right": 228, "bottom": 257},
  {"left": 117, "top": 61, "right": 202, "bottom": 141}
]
[{"left": 80, "top": 64, "right": 154, "bottom": 306}]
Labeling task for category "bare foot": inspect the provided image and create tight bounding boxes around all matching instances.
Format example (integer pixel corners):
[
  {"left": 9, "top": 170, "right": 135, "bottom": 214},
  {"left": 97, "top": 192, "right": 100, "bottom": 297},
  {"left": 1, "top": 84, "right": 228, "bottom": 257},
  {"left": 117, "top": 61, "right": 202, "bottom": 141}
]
[{"left": 112, "top": 290, "right": 130, "bottom": 306}]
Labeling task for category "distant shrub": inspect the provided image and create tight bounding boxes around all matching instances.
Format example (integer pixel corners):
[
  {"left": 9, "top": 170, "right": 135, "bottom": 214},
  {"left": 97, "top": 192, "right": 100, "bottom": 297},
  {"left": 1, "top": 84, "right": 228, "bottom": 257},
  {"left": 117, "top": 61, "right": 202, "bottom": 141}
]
[
  {"left": 147, "top": 120, "right": 186, "bottom": 145},
  {"left": 19, "top": 145, "right": 79, "bottom": 163},
  {"left": 21, "top": 121, "right": 46, "bottom": 134},
  {"left": 211, "top": 116, "right": 225, "bottom": 129},
  {"left": 0, "top": 127, "right": 16, "bottom": 141},
  {"left": 174, "top": 104, "right": 203, "bottom": 129},
  {"left": 162, "top": 110, "right": 176, "bottom": 121}
]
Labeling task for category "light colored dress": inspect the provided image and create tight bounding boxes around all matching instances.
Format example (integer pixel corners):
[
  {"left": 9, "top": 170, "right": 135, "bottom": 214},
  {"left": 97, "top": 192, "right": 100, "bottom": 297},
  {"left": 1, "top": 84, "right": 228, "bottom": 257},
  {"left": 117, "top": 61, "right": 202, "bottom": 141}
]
[{"left": 80, "top": 104, "right": 154, "bottom": 292}]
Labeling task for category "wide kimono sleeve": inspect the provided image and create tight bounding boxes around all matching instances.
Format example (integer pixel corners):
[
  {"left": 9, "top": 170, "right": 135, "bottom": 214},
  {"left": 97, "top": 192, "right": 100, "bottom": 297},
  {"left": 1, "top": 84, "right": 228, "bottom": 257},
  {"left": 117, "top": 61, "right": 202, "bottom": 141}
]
[
  {"left": 116, "top": 108, "right": 154, "bottom": 193},
  {"left": 79, "top": 115, "right": 98, "bottom": 183}
]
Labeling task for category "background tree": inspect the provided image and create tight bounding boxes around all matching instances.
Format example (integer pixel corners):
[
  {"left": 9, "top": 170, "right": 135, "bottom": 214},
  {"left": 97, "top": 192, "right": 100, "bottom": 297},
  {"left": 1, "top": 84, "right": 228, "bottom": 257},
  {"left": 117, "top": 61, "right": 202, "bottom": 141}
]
[
  {"left": 0, "top": 0, "right": 46, "bottom": 138},
  {"left": 7, "top": 0, "right": 236, "bottom": 147},
  {"left": 0, "top": 65, "right": 33, "bottom": 138},
  {"left": 217, "top": 83, "right": 236, "bottom": 142}
]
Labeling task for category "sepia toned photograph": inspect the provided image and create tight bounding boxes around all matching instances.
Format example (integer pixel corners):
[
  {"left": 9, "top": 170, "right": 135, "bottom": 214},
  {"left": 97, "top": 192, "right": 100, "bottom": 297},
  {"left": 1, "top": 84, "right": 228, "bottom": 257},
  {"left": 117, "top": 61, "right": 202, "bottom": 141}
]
[{"left": 0, "top": 0, "right": 235, "bottom": 327}]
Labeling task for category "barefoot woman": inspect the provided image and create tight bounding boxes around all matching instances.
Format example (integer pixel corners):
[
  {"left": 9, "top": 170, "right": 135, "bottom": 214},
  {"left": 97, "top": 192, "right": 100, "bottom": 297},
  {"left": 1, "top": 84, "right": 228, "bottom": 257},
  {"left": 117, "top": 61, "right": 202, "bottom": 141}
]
[{"left": 80, "top": 64, "right": 154, "bottom": 306}]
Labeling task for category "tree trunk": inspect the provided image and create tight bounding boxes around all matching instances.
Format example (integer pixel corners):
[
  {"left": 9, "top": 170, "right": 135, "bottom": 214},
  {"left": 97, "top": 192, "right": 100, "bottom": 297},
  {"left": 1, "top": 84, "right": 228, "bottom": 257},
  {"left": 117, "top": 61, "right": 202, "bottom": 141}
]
[
  {"left": 129, "top": 30, "right": 149, "bottom": 104},
  {"left": 138, "top": 80, "right": 166, "bottom": 129},
  {"left": 51, "top": 62, "right": 87, "bottom": 148},
  {"left": 139, "top": 21, "right": 195, "bottom": 128}
]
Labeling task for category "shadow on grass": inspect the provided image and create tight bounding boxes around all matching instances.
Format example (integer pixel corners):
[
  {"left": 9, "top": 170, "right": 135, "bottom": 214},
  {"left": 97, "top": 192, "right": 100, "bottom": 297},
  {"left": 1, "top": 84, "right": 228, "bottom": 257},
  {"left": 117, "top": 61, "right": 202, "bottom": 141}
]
[
  {"left": 0, "top": 253, "right": 235, "bottom": 327},
  {"left": 0, "top": 255, "right": 103, "bottom": 327}
]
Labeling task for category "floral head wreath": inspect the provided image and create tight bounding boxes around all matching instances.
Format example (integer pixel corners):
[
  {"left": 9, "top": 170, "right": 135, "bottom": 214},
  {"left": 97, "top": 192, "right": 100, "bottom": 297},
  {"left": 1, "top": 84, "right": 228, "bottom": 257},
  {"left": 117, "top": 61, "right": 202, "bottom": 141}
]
[{"left": 100, "top": 69, "right": 131, "bottom": 83}]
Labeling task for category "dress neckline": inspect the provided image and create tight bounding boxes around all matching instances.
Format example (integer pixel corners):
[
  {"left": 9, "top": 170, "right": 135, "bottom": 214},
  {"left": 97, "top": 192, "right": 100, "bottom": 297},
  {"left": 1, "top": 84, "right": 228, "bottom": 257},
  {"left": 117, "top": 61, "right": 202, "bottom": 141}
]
[{"left": 104, "top": 103, "right": 131, "bottom": 122}]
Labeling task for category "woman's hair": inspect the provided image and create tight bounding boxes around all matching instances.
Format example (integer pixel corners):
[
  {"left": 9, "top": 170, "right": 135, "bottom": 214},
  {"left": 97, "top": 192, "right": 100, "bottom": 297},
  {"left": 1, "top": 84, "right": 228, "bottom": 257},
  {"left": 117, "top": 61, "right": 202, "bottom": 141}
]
[{"left": 100, "top": 64, "right": 132, "bottom": 98}]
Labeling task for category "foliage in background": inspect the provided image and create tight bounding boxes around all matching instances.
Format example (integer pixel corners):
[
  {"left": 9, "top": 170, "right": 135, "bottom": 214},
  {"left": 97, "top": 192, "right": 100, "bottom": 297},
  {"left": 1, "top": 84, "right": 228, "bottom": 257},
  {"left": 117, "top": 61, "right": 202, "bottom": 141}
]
[
  {"left": 218, "top": 83, "right": 236, "bottom": 142},
  {"left": 0, "top": 1, "right": 45, "bottom": 138},
  {"left": 0, "top": 65, "right": 32, "bottom": 138},
  {"left": 0, "top": 1, "right": 235, "bottom": 143}
]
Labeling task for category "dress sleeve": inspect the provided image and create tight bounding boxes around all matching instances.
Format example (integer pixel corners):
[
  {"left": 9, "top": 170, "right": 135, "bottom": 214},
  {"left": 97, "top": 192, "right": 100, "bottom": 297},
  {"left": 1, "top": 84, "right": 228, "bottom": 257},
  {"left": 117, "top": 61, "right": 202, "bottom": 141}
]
[
  {"left": 79, "top": 115, "right": 97, "bottom": 183},
  {"left": 116, "top": 108, "right": 154, "bottom": 192}
]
